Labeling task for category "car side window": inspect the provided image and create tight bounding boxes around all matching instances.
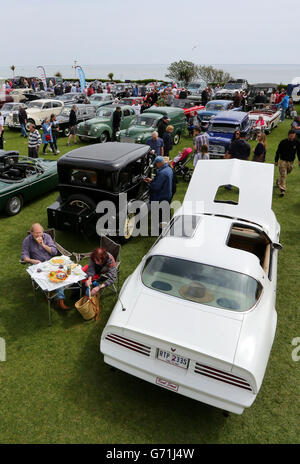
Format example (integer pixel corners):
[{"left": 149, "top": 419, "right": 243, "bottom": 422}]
[
  {"left": 123, "top": 109, "right": 130, "bottom": 117},
  {"left": 43, "top": 102, "right": 51, "bottom": 109},
  {"left": 52, "top": 102, "right": 61, "bottom": 108},
  {"left": 70, "top": 169, "right": 97, "bottom": 186},
  {"left": 118, "top": 168, "right": 131, "bottom": 190}
]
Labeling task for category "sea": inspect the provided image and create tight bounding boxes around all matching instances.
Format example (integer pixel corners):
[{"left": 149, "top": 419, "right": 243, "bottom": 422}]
[{"left": 1, "top": 64, "right": 300, "bottom": 84}]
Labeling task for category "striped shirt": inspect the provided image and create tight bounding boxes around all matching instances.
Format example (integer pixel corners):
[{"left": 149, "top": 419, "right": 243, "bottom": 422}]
[
  {"left": 28, "top": 129, "right": 42, "bottom": 148},
  {"left": 194, "top": 133, "right": 209, "bottom": 153}
]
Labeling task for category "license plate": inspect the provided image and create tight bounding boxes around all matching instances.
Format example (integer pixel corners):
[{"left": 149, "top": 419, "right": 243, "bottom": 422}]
[{"left": 157, "top": 349, "right": 189, "bottom": 369}]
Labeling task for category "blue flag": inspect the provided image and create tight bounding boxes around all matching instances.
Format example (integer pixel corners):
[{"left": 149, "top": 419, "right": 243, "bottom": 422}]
[{"left": 77, "top": 66, "right": 86, "bottom": 93}]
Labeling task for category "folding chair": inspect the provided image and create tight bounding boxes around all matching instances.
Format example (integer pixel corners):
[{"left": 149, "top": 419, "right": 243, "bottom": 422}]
[
  {"left": 100, "top": 235, "right": 121, "bottom": 294},
  {"left": 20, "top": 228, "right": 74, "bottom": 324},
  {"left": 72, "top": 235, "right": 121, "bottom": 295},
  {"left": 20, "top": 228, "right": 72, "bottom": 265}
]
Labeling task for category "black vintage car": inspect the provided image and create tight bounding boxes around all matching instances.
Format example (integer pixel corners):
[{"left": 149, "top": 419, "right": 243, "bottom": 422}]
[
  {"left": 22, "top": 89, "right": 55, "bottom": 102},
  {"left": 56, "top": 93, "right": 90, "bottom": 105},
  {"left": 111, "top": 84, "right": 133, "bottom": 99},
  {"left": 47, "top": 142, "right": 153, "bottom": 240},
  {"left": 56, "top": 104, "right": 97, "bottom": 136}
]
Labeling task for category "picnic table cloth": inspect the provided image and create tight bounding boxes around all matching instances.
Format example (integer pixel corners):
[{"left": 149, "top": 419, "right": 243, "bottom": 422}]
[{"left": 26, "top": 256, "right": 87, "bottom": 291}]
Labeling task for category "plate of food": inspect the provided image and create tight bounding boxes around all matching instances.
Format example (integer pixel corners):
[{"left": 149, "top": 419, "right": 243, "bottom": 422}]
[
  {"left": 50, "top": 257, "right": 67, "bottom": 266},
  {"left": 48, "top": 270, "right": 68, "bottom": 283}
]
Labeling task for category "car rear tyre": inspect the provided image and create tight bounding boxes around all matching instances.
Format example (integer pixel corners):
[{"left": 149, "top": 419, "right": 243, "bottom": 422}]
[
  {"left": 99, "top": 132, "right": 109, "bottom": 143},
  {"left": 26, "top": 119, "right": 35, "bottom": 131},
  {"left": 67, "top": 194, "right": 96, "bottom": 211},
  {"left": 173, "top": 133, "right": 180, "bottom": 145},
  {"left": 5, "top": 195, "right": 23, "bottom": 216}
]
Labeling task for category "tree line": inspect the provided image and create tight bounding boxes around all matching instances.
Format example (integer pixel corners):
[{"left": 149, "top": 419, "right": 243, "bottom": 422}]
[{"left": 165, "top": 61, "right": 234, "bottom": 86}]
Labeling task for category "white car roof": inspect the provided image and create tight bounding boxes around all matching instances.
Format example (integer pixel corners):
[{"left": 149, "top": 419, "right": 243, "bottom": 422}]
[{"left": 183, "top": 159, "right": 277, "bottom": 238}]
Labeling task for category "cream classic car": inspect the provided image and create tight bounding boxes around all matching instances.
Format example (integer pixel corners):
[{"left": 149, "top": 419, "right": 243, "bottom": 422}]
[
  {"left": 100, "top": 159, "right": 281, "bottom": 415},
  {"left": 6, "top": 99, "right": 64, "bottom": 129},
  {"left": 10, "top": 88, "right": 35, "bottom": 103}
]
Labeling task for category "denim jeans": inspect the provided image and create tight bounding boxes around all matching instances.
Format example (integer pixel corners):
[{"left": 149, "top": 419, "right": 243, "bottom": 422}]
[
  {"left": 85, "top": 280, "right": 101, "bottom": 297},
  {"left": 281, "top": 108, "right": 287, "bottom": 121},
  {"left": 21, "top": 123, "right": 27, "bottom": 137},
  {"left": 43, "top": 142, "right": 55, "bottom": 153},
  {"left": 56, "top": 287, "right": 65, "bottom": 300}
]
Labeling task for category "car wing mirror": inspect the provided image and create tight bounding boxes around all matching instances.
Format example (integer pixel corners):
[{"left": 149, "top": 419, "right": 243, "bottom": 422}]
[{"left": 272, "top": 242, "right": 283, "bottom": 251}]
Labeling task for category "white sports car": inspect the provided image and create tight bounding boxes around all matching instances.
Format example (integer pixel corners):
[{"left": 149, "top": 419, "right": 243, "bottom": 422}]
[
  {"left": 248, "top": 107, "right": 281, "bottom": 134},
  {"left": 100, "top": 160, "right": 281, "bottom": 415}
]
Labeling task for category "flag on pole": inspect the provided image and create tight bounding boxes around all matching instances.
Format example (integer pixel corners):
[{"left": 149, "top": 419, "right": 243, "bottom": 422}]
[
  {"left": 37, "top": 65, "right": 47, "bottom": 91},
  {"left": 77, "top": 66, "right": 86, "bottom": 93}
]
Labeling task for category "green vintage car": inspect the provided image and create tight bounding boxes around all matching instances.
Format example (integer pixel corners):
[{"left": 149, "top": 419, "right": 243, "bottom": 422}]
[
  {"left": 77, "top": 105, "right": 136, "bottom": 143},
  {"left": 117, "top": 106, "right": 187, "bottom": 145},
  {"left": 0, "top": 151, "right": 58, "bottom": 216}
]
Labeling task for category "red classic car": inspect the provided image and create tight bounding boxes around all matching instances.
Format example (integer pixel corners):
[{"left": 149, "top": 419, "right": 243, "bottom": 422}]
[
  {"left": 0, "top": 93, "right": 13, "bottom": 109},
  {"left": 118, "top": 97, "right": 145, "bottom": 106},
  {"left": 172, "top": 99, "right": 204, "bottom": 117}
]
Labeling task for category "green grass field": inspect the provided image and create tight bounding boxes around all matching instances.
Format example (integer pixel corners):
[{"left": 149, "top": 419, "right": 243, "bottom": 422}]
[{"left": 0, "top": 115, "right": 299, "bottom": 444}]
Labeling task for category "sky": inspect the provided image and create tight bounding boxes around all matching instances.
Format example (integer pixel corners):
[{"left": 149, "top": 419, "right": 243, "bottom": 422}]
[{"left": 2, "top": 0, "right": 300, "bottom": 65}]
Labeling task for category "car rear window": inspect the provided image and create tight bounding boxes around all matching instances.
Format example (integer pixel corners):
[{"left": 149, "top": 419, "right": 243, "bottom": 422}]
[
  {"left": 69, "top": 169, "right": 114, "bottom": 191},
  {"left": 142, "top": 255, "right": 262, "bottom": 312}
]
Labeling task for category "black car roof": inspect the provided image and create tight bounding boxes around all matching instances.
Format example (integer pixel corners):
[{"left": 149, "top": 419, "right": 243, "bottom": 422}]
[{"left": 58, "top": 142, "right": 151, "bottom": 171}]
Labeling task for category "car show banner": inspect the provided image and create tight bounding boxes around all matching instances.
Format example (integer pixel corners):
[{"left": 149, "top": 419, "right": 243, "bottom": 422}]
[
  {"left": 37, "top": 65, "right": 47, "bottom": 91},
  {"left": 77, "top": 66, "right": 86, "bottom": 93}
]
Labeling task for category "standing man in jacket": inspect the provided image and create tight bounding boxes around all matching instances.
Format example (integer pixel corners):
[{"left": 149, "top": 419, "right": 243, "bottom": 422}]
[
  {"left": 67, "top": 104, "right": 78, "bottom": 146},
  {"left": 275, "top": 129, "right": 300, "bottom": 196},
  {"left": 144, "top": 156, "right": 173, "bottom": 233},
  {"left": 112, "top": 106, "right": 122, "bottom": 141},
  {"left": 157, "top": 115, "right": 169, "bottom": 139},
  {"left": 277, "top": 92, "right": 290, "bottom": 121},
  {"left": 18, "top": 105, "right": 28, "bottom": 138}
]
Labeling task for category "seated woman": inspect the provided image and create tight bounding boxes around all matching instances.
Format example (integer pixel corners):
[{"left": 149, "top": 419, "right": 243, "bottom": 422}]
[{"left": 83, "top": 248, "right": 117, "bottom": 296}]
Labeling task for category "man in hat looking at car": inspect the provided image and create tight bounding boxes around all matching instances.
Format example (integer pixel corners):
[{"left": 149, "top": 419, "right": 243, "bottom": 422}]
[{"left": 144, "top": 156, "right": 173, "bottom": 233}]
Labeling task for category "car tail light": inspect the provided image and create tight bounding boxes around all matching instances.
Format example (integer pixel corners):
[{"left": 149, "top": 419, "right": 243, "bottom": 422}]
[
  {"left": 194, "top": 363, "right": 252, "bottom": 392},
  {"left": 105, "top": 333, "right": 151, "bottom": 356}
]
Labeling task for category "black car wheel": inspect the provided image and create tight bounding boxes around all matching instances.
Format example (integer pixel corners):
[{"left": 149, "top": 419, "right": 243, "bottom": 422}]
[
  {"left": 173, "top": 133, "right": 181, "bottom": 145},
  {"left": 64, "top": 127, "right": 70, "bottom": 137},
  {"left": 5, "top": 195, "right": 23, "bottom": 216},
  {"left": 67, "top": 194, "right": 96, "bottom": 211},
  {"left": 99, "top": 132, "right": 109, "bottom": 143}
]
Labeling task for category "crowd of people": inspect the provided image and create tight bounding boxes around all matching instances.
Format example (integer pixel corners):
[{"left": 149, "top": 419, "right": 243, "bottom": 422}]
[{"left": 2, "top": 76, "right": 300, "bottom": 200}]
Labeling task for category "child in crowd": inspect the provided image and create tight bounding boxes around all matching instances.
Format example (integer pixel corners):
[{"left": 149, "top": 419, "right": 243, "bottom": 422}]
[{"left": 193, "top": 144, "right": 209, "bottom": 166}]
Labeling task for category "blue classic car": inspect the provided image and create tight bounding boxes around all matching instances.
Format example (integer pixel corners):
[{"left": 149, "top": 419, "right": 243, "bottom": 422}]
[
  {"left": 207, "top": 111, "right": 250, "bottom": 159},
  {"left": 197, "top": 100, "right": 242, "bottom": 131}
]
